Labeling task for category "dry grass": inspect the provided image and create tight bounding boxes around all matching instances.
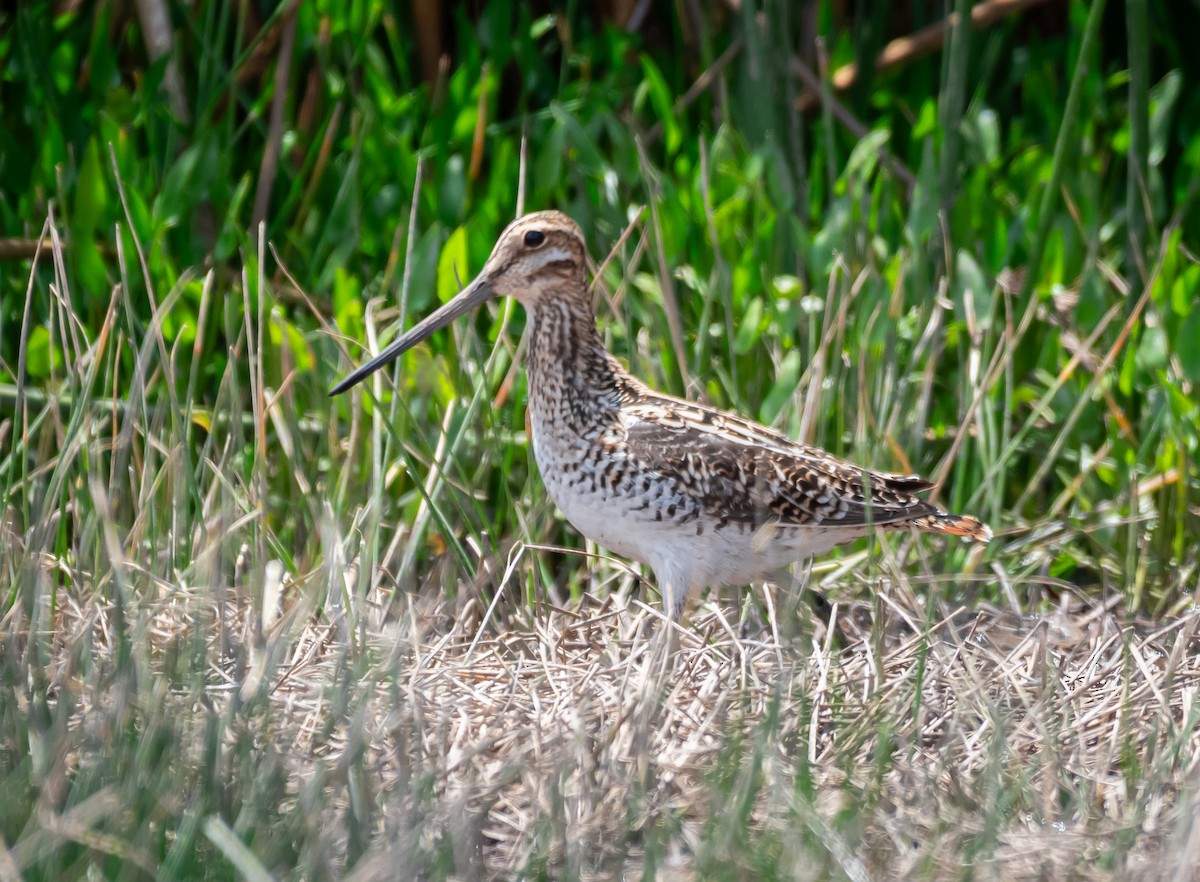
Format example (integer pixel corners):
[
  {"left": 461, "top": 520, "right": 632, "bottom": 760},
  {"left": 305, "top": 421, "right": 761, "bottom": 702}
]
[{"left": 32, "top": 541, "right": 1200, "bottom": 881}]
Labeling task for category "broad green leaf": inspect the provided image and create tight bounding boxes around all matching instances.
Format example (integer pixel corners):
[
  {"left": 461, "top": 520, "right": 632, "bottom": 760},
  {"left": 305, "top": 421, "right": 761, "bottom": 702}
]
[
  {"left": 268, "top": 309, "right": 315, "bottom": 373},
  {"left": 759, "top": 349, "right": 801, "bottom": 425},
  {"left": 906, "top": 140, "right": 938, "bottom": 246},
  {"left": 25, "top": 326, "right": 59, "bottom": 379},
  {"left": 73, "top": 137, "right": 106, "bottom": 235},
  {"left": 968, "top": 107, "right": 1000, "bottom": 165},
  {"left": 955, "top": 250, "right": 993, "bottom": 331},
  {"left": 438, "top": 155, "right": 468, "bottom": 222},
  {"left": 1170, "top": 265, "right": 1199, "bottom": 316},
  {"left": 438, "top": 226, "right": 470, "bottom": 305},
  {"left": 1149, "top": 71, "right": 1182, "bottom": 167},
  {"left": 638, "top": 56, "right": 680, "bottom": 155},
  {"left": 72, "top": 137, "right": 108, "bottom": 293},
  {"left": 844, "top": 129, "right": 888, "bottom": 183},
  {"left": 333, "top": 267, "right": 363, "bottom": 339},
  {"left": 1176, "top": 310, "right": 1200, "bottom": 383},
  {"left": 733, "top": 298, "right": 763, "bottom": 355},
  {"left": 215, "top": 176, "right": 252, "bottom": 263},
  {"left": 1135, "top": 325, "right": 1167, "bottom": 374},
  {"left": 161, "top": 303, "right": 197, "bottom": 347}
]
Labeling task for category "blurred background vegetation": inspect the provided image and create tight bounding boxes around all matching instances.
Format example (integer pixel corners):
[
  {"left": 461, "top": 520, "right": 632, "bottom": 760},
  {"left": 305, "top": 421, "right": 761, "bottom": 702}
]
[{"left": 3, "top": 0, "right": 1198, "bottom": 603}]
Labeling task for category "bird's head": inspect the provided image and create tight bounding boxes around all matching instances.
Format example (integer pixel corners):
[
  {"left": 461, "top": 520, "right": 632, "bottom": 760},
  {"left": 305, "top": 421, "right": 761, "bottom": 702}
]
[{"left": 330, "top": 210, "right": 586, "bottom": 395}]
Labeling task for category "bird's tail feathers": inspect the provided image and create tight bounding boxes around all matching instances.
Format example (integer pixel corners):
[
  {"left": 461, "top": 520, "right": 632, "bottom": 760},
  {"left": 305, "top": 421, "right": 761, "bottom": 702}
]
[{"left": 905, "top": 512, "right": 993, "bottom": 543}]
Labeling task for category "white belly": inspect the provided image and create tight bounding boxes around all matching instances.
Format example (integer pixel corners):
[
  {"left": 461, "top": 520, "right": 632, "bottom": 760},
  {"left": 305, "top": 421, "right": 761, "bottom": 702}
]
[
  {"left": 534, "top": 437, "right": 862, "bottom": 584},
  {"left": 534, "top": 441, "right": 669, "bottom": 566}
]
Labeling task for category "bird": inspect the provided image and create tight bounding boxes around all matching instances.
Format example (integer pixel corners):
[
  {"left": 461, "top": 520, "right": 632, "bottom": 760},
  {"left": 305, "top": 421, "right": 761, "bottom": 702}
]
[{"left": 331, "top": 211, "right": 992, "bottom": 620}]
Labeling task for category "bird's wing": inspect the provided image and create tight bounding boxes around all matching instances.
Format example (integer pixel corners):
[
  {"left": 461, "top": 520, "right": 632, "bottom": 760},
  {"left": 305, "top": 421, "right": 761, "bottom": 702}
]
[{"left": 620, "top": 395, "right": 938, "bottom": 529}]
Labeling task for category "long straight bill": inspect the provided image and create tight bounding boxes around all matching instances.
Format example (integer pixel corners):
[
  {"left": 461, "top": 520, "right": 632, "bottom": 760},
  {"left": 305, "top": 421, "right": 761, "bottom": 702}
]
[{"left": 329, "top": 276, "right": 494, "bottom": 396}]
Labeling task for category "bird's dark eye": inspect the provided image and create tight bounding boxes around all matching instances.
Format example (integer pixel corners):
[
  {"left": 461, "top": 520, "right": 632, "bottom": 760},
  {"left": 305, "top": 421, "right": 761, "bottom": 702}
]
[{"left": 524, "top": 230, "right": 546, "bottom": 248}]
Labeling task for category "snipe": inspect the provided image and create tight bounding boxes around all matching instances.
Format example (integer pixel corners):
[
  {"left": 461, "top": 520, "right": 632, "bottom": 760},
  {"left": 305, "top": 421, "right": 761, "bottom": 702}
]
[{"left": 331, "top": 211, "right": 991, "bottom": 619}]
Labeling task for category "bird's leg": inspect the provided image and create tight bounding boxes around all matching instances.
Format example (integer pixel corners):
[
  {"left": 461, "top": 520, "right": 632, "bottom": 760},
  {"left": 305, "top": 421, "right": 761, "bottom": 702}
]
[
  {"left": 665, "top": 581, "right": 689, "bottom": 622},
  {"left": 807, "top": 590, "right": 836, "bottom": 637},
  {"left": 792, "top": 556, "right": 844, "bottom": 649},
  {"left": 649, "top": 559, "right": 695, "bottom": 624},
  {"left": 738, "top": 587, "right": 768, "bottom": 639}
]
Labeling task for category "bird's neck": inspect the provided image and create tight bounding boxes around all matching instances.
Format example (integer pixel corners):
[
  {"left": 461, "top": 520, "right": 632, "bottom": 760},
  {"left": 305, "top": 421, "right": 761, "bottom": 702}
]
[{"left": 525, "top": 286, "right": 627, "bottom": 432}]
